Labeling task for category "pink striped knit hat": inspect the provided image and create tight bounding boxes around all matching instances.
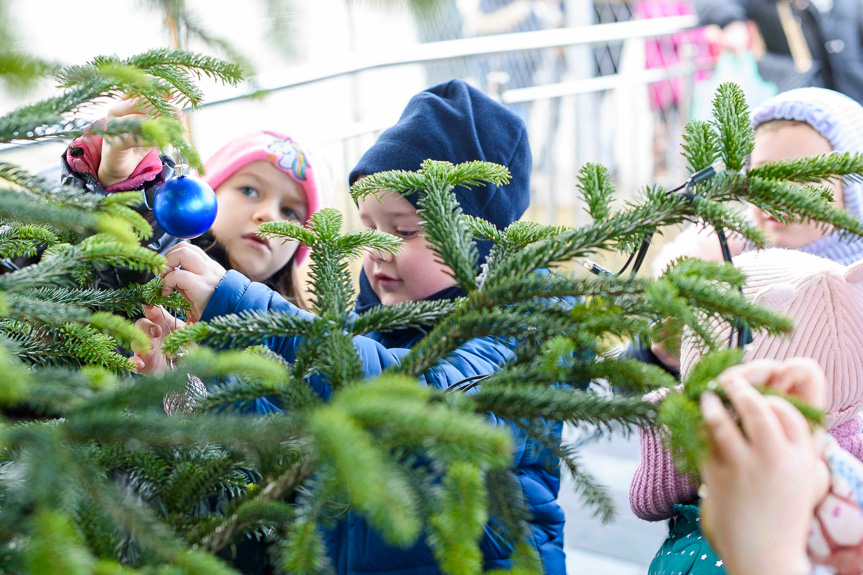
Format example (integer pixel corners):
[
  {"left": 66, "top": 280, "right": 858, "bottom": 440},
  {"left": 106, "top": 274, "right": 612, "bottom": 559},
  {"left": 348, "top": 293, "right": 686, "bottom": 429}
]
[
  {"left": 681, "top": 248, "right": 863, "bottom": 430},
  {"left": 631, "top": 248, "right": 863, "bottom": 522},
  {"left": 203, "top": 130, "right": 322, "bottom": 266}
]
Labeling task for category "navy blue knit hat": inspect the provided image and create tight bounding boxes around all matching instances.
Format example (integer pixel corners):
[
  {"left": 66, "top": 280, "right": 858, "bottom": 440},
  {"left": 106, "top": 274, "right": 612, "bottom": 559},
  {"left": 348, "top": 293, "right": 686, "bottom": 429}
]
[
  {"left": 349, "top": 79, "right": 532, "bottom": 240},
  {"left": 351, "top": 80, "right": 532, "bottom": 318}
]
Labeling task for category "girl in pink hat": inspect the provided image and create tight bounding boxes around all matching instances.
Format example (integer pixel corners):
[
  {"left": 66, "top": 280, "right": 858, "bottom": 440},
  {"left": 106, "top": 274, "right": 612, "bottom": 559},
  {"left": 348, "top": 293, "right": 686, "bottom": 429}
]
[
  {"left": 190, "top": 130, "right": 324, "bottom": 303},
  {"left": 62, "top": 100, "right": 326, "bottom": 308},
  {"left": 61, "top": 101, "right": 328, "bottom": 373}
]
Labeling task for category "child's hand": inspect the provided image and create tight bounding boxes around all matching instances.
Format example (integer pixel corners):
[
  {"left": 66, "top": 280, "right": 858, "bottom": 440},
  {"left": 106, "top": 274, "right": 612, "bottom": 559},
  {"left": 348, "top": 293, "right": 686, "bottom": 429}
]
[
  {"left": 130, "top": 305, "right": 186, "bottom": 375},
  {"left": 161, "top": 243, "right": 227, "bottom": 321},
  {"left": 98, "top": 98, "right": 161, "bottom": 187},
  {"left": 700, "top": 366, "right": 825, "bottom": 575},
  {"left": 717, "top": 358, "right": 826, "bottom": 410}
]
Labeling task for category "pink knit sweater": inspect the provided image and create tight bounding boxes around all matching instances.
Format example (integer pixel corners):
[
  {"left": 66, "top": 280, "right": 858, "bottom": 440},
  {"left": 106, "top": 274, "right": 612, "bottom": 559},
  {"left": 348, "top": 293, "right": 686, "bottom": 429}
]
[{"left": 630, "top": 386, "right": 863, "bottom": 521}]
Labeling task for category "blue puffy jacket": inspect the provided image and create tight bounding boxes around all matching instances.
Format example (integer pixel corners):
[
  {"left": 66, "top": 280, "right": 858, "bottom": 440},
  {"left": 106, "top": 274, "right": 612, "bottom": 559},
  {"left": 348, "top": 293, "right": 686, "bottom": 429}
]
[{"left": 201, "top": 270, "right": 567, "bottom": 575}]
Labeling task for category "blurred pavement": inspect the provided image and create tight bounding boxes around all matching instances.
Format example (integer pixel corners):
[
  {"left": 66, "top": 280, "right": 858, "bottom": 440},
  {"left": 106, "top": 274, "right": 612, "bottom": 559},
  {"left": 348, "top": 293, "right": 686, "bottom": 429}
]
[{"left": 559, "top": 425, "right": 669, "bottom": 575}]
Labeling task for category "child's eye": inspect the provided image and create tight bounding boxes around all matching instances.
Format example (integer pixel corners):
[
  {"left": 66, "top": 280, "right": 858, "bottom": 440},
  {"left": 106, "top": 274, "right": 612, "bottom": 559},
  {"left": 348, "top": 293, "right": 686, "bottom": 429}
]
[
  {"left": 281, "top": 206, "right": 300, "bottom": 221},
  {"left": 240, "top": 186, "right": 259, "bottom": 198},
  {"left": 396, "top": 229, "right": 419, "bottom": 239}
]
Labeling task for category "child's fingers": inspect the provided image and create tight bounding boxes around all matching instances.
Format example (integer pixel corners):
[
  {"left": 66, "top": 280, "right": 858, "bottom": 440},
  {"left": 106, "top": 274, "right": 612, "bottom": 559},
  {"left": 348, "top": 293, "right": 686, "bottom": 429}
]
[
  {"left": 717, "top": 360, "right": 779, "bottom": 388},
  {"left": 718, "top": 359, "right": 825, "bottom": 408},
  {"left": 143, "top": 304, "right": 176, "bottom": 330},
  {"left": 143, "top": 304, "right": 166, "bottom": 324},
  {"left": 766, "top": 359, "right": 825, "bottom": 409},
  {"left": 701, "top": 390, "right": 745, "bottom": 464},
  {"left": 161, "top": 268, "right": 201, "bottom": 296},
  {"left": 722, "top": 374, "right": 784, "bottom": 447},
  {"left": 163, "top": 243, "right": 210, "bottom": 275},
  {"left": 134, "top": 317, "right": 162, "bottom": 340},
  {"left": 813, "top": 459, "right": 830, "bottom": 505},
  {"left": 763, "top": 395, "right": 811, "bottom": 445},
  {"left": 130, "top": 355, "right": 146, "bottom": 373},
  {"left": 107, "top": 97, "right": 149, "bottom": 119}
]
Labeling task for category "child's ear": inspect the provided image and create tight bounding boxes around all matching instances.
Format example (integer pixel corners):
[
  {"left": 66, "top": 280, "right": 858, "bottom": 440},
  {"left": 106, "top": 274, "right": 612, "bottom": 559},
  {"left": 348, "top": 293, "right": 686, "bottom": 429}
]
[
  {"left": 845, "top": 260, "right": 863, "bottom": 284},
  {"left": 752, "top": 284, "right": 795, "bottom": 312}
]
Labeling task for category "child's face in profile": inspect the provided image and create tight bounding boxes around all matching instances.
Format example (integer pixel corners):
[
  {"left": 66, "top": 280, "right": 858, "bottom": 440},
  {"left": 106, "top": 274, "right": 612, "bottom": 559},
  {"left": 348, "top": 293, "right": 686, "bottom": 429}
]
[
  {"left": 210, "top": 161, "right": 308, "bottom": 282},
  {"left": 749, "top": 121, "right": 842, "bottom": 249},
  {"left": 358, "top": 191, "right": 458, "bottom": 306}
]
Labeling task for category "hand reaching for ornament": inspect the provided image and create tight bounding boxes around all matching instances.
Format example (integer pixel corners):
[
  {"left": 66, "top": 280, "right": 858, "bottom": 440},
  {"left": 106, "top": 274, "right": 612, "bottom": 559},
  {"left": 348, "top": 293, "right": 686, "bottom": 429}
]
[
  {"left": 161, "top": 242, "right": 227, "bottom": 321},
  {"left": 699, "top": 360, "right": 828, "bottom": 575},
  {"left": 98, "top": 97, "right": 166, "bottom": 188},
  {"left": 130, "top": 304, "right": 185, "bottom": 375}
]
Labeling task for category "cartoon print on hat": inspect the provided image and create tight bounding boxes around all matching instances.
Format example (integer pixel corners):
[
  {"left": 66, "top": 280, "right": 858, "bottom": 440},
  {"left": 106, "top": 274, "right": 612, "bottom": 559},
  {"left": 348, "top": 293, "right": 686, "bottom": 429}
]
[{"left": 266, "top": 136, "right": 309, "bottom": 182}]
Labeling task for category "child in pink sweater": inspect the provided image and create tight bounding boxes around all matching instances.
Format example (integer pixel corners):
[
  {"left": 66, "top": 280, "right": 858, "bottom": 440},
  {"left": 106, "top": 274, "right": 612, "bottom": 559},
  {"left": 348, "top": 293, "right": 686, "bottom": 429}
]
[{"left": 631, "top": 248, "right": 863, "bottom": 574}]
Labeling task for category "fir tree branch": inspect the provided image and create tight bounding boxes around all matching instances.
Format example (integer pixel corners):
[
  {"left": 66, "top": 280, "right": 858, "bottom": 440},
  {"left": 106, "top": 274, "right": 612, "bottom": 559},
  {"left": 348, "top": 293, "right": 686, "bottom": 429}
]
[
  {"left": 712, "top": 82, "right": 753, "bottom": 172},
  {"left": 334, "top": 375, "right": 513, "bottom": 468},
  {"left": 0, "top": 188, "right": 100, "bottom": 234},
  {"left": 0, "top": 248, "right": 82, "bottom": 292},
  {"left": 501, "top": 221, "right": 570, "bottom": 247},
  {"left": 416, "top": 162, "right": 479, "bottom": 292},
  {"left": 396, "top": 308, "right": 573, "bottom": 378},
  {"left": 747, "top": 151, "right": 863, "bottom": 184},
  {"left": 317, "top": 331, "right": 364, "bottom": 388},
  {"left": 472, "top": 384, "right": 656, "bottom": 430},
  {"left": 577, "top": 163, "right": 615, "bottom": 222},
  {"left": 427, "top": 462, "right": 488, "bottom": 575},
  {"left": 746, "top": 177, "right": 863, "bottom": 237},
  {"left": 588, "top": 357, "right": 679, "bottom": 394},
  {"left": 336, "top": 228, "right": 402, "bottom": 259},
  {"left": 349, "top": 170, "right": 427, "bottom": 202},
  {"left": 348, "top": 299, "right": 458, "bottom": 335},
  {"left": 307, "top": 404, "right": 421, "bottom": 547},
  {"left": 162, "top": 310, "right": 311, "bottom": 355},
  {"left": 6, "top": 293, "right": 91, "bottom": 324},
  {"left": 444, "top": 160, "right": 511, "bottom": 189},
  {"left": 513, "top": 419, "right": 617, "bottom": 523},
  {"left": 258, "top": 221, "right": 317, "bottom": 249},
  {"left": 464, "top": 215, "right": 503, "bottom": 242},
  {"left": 160, "top": 452, "right": 249, "bottom": 515},
  {"left": 681, "top": 119, "right": 719, "bottom": 173},
  {"left": 0, "top": 323, "right": 70, "bottom": 366},
  {"left": 197, "top": 459, "right": 315, "bottom": 553},
  {"left": 271, "top": 474, "right": 335, "bottom": 575},
  {"left": 57, "top": 323, "right": 136, "bottom": 373},
  {"left": 59, "top": 411, "right": 303, "bottom": 452},
  {"left": 0, "top": 51, "right": 58, "bottom": 95}
]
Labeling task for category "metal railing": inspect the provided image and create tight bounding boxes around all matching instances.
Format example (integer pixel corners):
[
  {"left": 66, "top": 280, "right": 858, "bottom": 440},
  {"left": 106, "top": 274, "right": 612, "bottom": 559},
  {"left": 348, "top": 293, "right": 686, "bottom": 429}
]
[
  {"left": 1, "top": 14, "right": 707, "bottom": 230},
  {"left": 195, "top": 15, "right": 697, "bottom": 110}
]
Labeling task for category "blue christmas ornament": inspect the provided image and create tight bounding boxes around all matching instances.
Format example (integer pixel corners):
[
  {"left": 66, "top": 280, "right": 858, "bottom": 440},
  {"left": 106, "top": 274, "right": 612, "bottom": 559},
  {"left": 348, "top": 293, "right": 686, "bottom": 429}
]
[{"left": 152, "top": 174, "right": 218, "bottom": 239}]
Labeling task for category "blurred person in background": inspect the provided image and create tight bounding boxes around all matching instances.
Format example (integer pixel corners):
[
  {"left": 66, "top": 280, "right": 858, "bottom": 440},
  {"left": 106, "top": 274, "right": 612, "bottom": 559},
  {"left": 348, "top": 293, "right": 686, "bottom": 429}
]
[
  {"left": 695, "top": 0, "right": 863, "bottom": 103},
  {"left": 459, "top": 0, "right": 564, "bottom": 121}
]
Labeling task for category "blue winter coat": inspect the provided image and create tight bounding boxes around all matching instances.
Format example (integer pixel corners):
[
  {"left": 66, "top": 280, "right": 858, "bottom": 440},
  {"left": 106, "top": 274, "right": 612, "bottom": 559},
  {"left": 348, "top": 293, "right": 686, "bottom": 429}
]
[{"left": 201, "top": 270, "right": 567, "bottom": 575}]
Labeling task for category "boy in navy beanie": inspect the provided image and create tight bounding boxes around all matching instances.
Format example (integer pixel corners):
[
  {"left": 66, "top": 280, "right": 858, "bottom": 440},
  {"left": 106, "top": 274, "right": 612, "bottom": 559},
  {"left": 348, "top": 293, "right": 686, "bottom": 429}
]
[
  {"left": 351, "top": 79, "right": 532, "bottom": 315},
  {"left": 148, "top": 79, "right": 565, "bottom": 574},
  {"left": 350, "top": 79, "right": 531, "bottom": 243}
]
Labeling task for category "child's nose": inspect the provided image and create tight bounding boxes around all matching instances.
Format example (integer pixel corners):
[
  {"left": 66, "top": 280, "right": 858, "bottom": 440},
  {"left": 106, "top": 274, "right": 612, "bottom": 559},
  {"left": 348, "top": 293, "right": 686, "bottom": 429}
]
[
  {"left": 253, "top": 203, "right": 280, "bottom": 224},
  {"left": 369, "top": 248, "right": 393, "bottom": 263}
]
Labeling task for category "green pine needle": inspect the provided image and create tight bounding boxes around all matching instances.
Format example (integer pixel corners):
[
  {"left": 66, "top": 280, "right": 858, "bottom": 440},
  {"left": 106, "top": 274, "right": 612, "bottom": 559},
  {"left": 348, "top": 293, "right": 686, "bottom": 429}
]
[{"left": 577, "top": 163, "right": 615, "bottom": 222}]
